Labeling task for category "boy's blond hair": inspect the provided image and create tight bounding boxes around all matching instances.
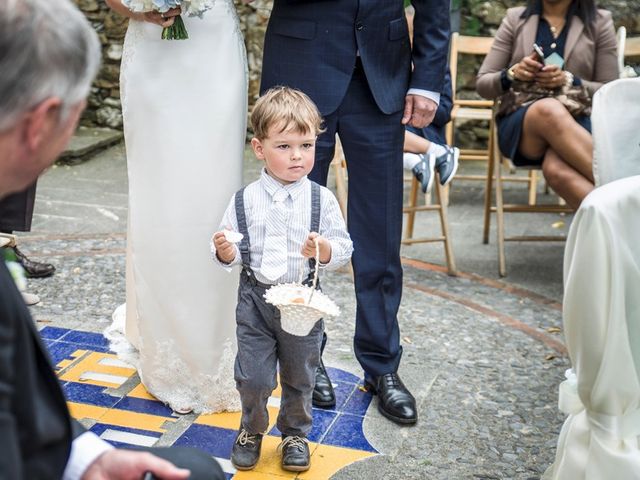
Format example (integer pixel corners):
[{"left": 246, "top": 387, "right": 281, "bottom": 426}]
[{"left": 251, "top": 86, "right": 325, "bottom": 140}]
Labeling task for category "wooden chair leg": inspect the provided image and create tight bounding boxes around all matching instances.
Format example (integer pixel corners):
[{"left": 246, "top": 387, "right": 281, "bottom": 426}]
[
  {"left": 482, "top": 122, "right": 495, "bottom": 245},
  {"left": 434, "top": 178, "right": 457, "bottom": 276},
  {"left": 528, "top": 170, "right": 538, "bottom": 206},
  {"left": 404, "top": 177, "right": 420, "bottom": 240},
  {"left": 441, "top": 183, "right": 450, "bottom": 207},
  {"left": 333, "top": 159, "right": 348, "bottom": 221},
  {"left": 495, "top": 148, "right": 507, "bottom": 277}
]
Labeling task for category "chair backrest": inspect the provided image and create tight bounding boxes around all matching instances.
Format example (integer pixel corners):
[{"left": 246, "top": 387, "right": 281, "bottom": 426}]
[
  {"left": 449, "top": 32, "right": 495, "bottom": 99},
  {"left": 618, "top": 26, "right": 640, "bottom": 78},
  {"left": 592, "top": 78, "right": 640, "bottom": 186},
  {"left": 625, "top": 34, "right": 640, "bottom": 57}
]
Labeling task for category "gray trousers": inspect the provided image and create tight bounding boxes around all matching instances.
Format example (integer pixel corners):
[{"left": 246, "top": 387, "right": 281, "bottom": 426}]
[{"left": 234, "top": 271, "right": 323, "bottom": 437}]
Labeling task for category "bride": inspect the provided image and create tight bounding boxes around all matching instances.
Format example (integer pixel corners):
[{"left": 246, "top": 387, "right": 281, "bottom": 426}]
[{"left": 105, "top": 0, "right": 246, "bottom": 413}]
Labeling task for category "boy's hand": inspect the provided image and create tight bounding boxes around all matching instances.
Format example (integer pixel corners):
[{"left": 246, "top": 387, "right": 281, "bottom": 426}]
[
  {"left": 302, "top": 232, "right": 331, "bottom": 264},
  {"left": 213, "top": 231, "right": 236, "bottom": 264}
]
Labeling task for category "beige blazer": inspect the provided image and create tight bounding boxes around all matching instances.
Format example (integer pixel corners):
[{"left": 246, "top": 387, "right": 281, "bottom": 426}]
[{"left": 476, "top": 6, "right": 618, "bottom": 100}]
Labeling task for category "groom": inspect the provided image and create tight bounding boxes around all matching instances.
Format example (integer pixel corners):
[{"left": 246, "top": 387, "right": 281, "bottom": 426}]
[{"left": 261, "top": 0, "right": 450, "bottom": 425}]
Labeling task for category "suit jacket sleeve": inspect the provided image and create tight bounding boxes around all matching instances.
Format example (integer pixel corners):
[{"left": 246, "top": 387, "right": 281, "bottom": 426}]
[
  {"left": 410, "top": 0, "right": 450, "bottom": 93},
  {"left": 580, "top": 10, "right": 618, "bottom": 96},
  {"left": 433, "top": 68, "right": 453, "bottom": 127},
  {"left": 0, "top": 288, "right": 23, "bottom": 479},
  {"left": 476, "top": 9, "right": 518, "bottom": 100}
]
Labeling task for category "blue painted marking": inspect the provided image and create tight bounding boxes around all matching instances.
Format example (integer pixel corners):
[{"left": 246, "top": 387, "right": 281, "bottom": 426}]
[
  {"left": 324, "top": 381, "right": 357, "bottom": 413},
  {"left": 322, "top": 413, "right": 377, "bottom": 453},
  {"left": 174, "top": 424, "right": 238, "bottom": 459},
  {"left": 63, "top": 330, "right": 111, "bottom": 349},
  {"left": 326, "top": 366, "right": 360, "bottom": 384},
  {"left": 114, "top": 395, "right": 174, "bottom": 418},
  {"left": 39, "top": 326, "right": 70, "bottom": 340},
  {"left": 63, "top": 382, "right": 121, "bottom": 408},
  {"left": 268, "top": 408, "right": 337, "bottom": 443},
  {"left": 341, "top": 385, "right": 373, "bottom": 417},
  {"left": 46, "top": 341, "right": 83, "bottom": 365}
]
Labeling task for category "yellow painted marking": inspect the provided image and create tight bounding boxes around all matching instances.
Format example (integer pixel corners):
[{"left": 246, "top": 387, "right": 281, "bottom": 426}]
[
  {"left": 298, "top": 443, "right": 376, "bottom": 479},
  {"left": 59, "top": 352, "right": 135, "bottom": 388},
  {"left": 127, "top": 383, "right": 157, "bottom": 400},
  {"left": 196, "top": 406, "right": 279, "bottom": 431},
  {"left": 99, "top": 409, "right": 175, "bottom": 433},
  {"left": 57, "top": 359, "right": 73, "bottom": 369},
  {"left": 67, "top": 401, "right": 174, "bottom": 433},
  {"left": 245, "top": 435, "right": 300, "bottom": 478},
  {"left": 68, "top": 402, "right": 108, "bottom": 423}
]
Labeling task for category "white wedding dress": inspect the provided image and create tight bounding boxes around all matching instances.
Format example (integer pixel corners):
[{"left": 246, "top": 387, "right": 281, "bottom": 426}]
[{"left": 107, "top": 0, "right": 246, "bottom": 413}]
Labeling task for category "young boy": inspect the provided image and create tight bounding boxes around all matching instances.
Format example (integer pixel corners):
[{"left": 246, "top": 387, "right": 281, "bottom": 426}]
[{"left": 211, "top": 87, "right": 353, "bottom": 473}]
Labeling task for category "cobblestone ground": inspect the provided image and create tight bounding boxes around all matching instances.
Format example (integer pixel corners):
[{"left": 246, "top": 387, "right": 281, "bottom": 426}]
[{"left": 19, "top": 143, "right": 571, "bottom": 479}]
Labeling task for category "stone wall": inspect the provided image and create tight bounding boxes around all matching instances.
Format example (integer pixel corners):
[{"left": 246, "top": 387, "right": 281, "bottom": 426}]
[{"left": 77, "top": 0, "right": 640, "bottom": 135}]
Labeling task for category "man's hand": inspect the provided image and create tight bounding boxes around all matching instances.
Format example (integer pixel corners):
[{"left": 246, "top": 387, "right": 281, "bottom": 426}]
[
  {"left": 302, "top": 232, "right": 331, "bottom": 264},
  {"left": 81, "top": 450, "right": 190, "bottom": 480},
  {"left": 401, "top": 95, "right": 437, "bottom": 129},
  {"left": 213, "top": 231, "right": 236, "bottom": 264}
]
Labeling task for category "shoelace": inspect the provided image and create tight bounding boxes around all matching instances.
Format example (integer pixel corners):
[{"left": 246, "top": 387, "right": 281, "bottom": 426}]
[
  {"left": 278, "top": 435, "right": 308, "bottom": 453},
  {"left": 236, "top": 429, "right": 258, "bottom": 446},
  {"left": 382, "top": 372, "right": 402, "bottom": 389}
]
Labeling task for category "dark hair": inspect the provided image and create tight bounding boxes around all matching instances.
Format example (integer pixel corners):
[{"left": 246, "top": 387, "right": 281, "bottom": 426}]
[{"left": 521, "top": 0, "right": 597, "bottom": 28}]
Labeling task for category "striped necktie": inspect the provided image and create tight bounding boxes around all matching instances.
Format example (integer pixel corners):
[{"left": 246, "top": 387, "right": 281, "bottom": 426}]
[{"left": 260, "top": 189, "right": 290, "bottom": 281}]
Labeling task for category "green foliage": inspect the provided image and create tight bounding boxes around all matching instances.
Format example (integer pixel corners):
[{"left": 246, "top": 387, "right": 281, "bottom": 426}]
[{"left": 462, "top": 15, "right": 483, "bottom": 35}]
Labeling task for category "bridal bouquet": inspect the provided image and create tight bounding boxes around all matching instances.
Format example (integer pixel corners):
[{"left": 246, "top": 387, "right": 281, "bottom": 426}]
[{"left": 123, "top": 0, "right": 214, "bottom": 40}]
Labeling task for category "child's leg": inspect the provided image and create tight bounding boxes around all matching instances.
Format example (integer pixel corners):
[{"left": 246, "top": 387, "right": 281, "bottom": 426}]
[
  {"left": 234, "top": 283, "right": 278, "bottom": 434},
  {"left": 275, "top": 319, "right": 324, "bottom": 437}
]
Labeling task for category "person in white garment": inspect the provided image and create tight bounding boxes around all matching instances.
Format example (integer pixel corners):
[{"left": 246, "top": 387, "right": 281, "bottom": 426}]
[{"left": 104, "top": 0, "right": 247, "bottom": 414}]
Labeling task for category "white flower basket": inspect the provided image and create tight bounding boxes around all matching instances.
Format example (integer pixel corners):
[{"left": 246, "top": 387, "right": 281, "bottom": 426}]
[{"left": 264, "top": 240, "right": 340, "bottom": 336}]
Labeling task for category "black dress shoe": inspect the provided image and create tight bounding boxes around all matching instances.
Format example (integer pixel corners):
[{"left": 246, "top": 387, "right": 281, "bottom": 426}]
[
  {"left": 312, "top": 359, "right": 336, "bottom": 408},
  {"left": 12, "top": 246, "right": 55, "bottom": 278},
  {"left": 366, "top": 372, "right": 417, "bottom": 425},
  {"left": 278, "top": 435, "right": 310, "bottom": 472},
  {"left": 231, "top": 429, "right": 263, "bottom": 471}
]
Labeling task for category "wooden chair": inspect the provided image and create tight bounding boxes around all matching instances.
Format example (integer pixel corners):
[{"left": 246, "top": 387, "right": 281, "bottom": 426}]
[
  {"left": 402, "top": 174, "right": 457, "bottom": 275},
  {"left": 617, "top": 26, "right": 640, "bottom": 78},
  {"left": 330, "top": 137, "right": 348, "bottom": 220},
  {"left": 485, "top": 115, "right": 573, "bottom": 277},
  {"left": 331, "top": 136, "right": 457, "bottom": 275},
  {"left": 447, "top": 32, "right": 538, "bottom": 221}
]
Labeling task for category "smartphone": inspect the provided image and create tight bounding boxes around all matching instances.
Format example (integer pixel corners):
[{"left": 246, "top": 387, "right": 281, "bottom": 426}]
[{"left": 532, "top": 43, "right": 545, "bottom": 63}]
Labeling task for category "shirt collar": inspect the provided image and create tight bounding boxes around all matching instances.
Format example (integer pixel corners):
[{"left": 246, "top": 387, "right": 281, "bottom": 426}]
[{"left": 260, "top": 168, "right": 309, "bottom": 200}]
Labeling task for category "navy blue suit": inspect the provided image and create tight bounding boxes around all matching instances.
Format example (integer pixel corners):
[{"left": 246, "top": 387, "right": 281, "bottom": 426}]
[{"left": 261, "top": 0, "right": 450, "bottom": 378}]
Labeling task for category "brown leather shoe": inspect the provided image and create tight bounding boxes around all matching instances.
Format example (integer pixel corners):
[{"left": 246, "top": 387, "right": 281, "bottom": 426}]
[{"left": 12, "top": 246, "right": 55, "bottom": 278}]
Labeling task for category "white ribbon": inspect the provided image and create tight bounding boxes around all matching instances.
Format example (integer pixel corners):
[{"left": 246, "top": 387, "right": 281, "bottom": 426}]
[{"left": 558, "top": 369, "right": 640, "bottom": 441}]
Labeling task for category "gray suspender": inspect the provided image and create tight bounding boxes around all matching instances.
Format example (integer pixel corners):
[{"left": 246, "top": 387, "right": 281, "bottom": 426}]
[{"left": 234, "top": 181, "right": 321, "bottom": 282}]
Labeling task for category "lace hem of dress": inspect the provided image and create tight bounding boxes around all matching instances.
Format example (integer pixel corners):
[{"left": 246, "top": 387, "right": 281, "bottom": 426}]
[{"left": 106, "top": 304, "right": 240, "bottom": 414}]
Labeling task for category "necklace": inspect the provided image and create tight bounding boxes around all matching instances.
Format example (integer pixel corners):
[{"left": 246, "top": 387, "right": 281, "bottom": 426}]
[{"left": 547, "top": 18, "right": 565, "bottom": 39}]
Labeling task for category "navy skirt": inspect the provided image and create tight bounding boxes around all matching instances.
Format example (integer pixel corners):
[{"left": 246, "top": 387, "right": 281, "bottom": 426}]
[{"left": 496, "top": 104, "right": 591, "bottom": 167}]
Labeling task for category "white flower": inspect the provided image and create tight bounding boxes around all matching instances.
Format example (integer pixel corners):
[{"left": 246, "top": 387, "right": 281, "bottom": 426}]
[
  {"left": 181, "top": 0, "right": 214, "bottom": 17},
  {"left": 122, "top": 0, "right": 156, "bottom": 12},
  {"left": 223, "top": 229, "right": 244, "bottom": 244}
]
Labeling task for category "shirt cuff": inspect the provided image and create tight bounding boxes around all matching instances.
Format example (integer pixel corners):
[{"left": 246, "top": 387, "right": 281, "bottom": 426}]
[
  {"left": 407, "top": 88, "right": 440, "bottom": 107},
  {"left": 63, "top": 432, "right": 114, "bottom": 480}
]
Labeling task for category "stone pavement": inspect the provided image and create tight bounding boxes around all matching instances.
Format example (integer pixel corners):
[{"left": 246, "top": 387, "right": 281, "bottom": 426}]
[{"left": 19, "top": 141, "right": 573, "bottom": 479}]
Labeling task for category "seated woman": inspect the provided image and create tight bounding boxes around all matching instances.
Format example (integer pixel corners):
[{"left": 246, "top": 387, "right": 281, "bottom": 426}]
[
  {"left": 404, "top": 68, "right": 459, "bottom": 193},
  {"left": 476, "top": 0, "right": 618, "bottom": 209}
]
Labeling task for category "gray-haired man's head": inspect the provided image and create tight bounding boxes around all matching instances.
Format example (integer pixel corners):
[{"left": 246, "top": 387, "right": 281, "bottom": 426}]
[
  {"left": 0, "top": 0, "right": 101, "bottom": 197},
  {"left": 0, "top": 0, "right": 101, "bottom": 132}
]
